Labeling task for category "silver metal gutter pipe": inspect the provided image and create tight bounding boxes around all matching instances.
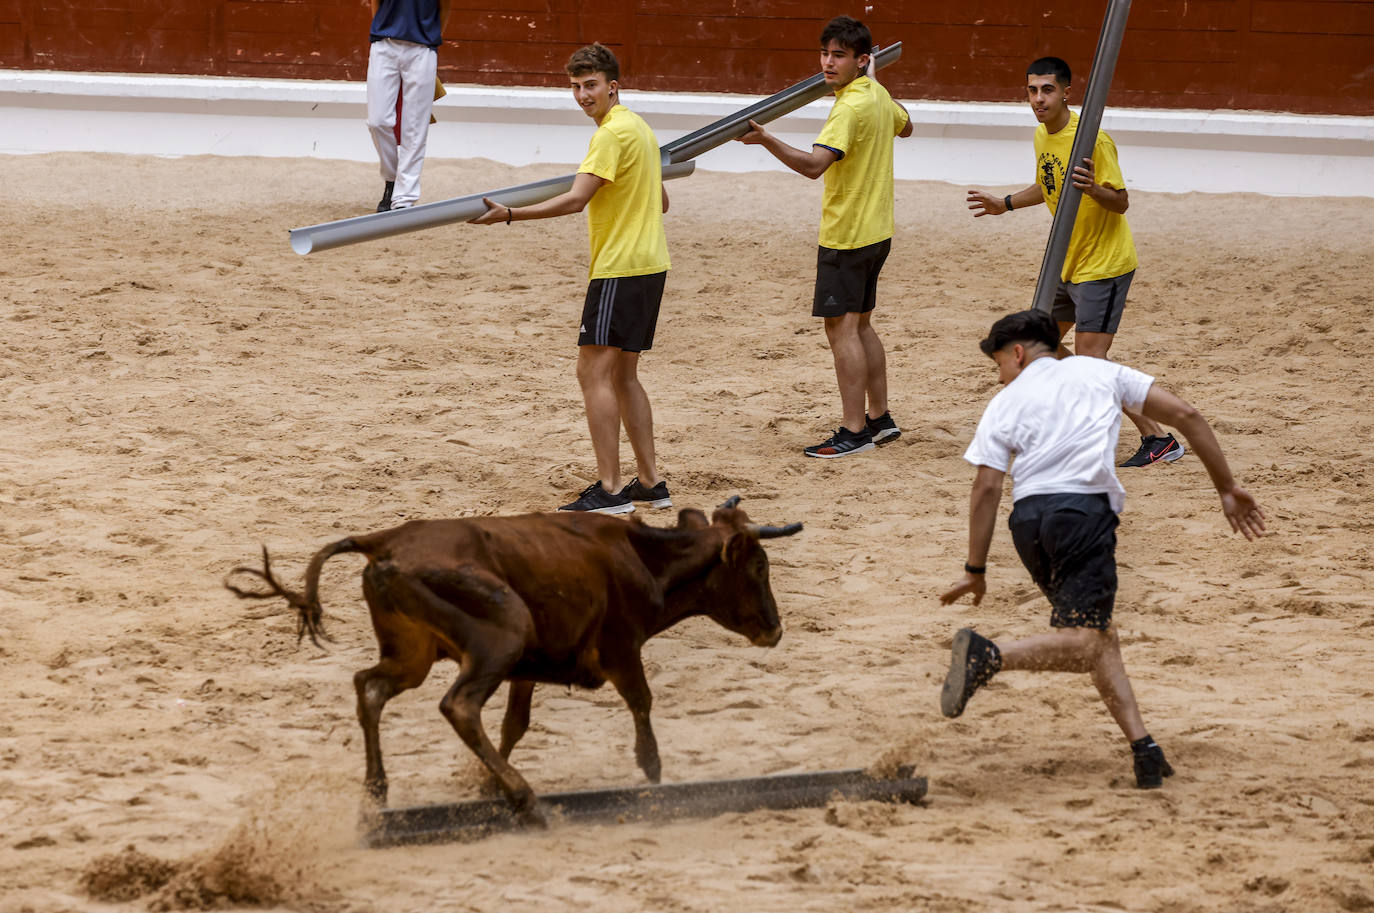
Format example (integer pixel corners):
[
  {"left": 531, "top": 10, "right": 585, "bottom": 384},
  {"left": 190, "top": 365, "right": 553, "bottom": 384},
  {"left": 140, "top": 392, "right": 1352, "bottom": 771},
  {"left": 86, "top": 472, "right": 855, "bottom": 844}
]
[
  {"left": 289, "top": 160, "right": 695, "bottom": 255},
  {"left": 289, "top": 42, "right": 902, "bottom": 255}
]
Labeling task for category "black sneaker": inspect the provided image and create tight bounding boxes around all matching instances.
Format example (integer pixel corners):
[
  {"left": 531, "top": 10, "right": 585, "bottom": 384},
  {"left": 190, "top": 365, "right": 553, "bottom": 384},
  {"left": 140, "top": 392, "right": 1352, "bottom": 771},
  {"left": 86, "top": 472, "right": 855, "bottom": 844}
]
[
  {"left": 1131, "top": 738, "right": 1175, "bottom": 789},
  {"left": 940, "top": 628, "right": 1002, "bottom": 718},
  {"left": 618, "top": 477, "right": 672, "bottom": 509},
  {"left": 376, "top": 180, "right": 395, "bottom": 213},
  {"left": 558, "top": 482, "right": 634, "bottom": 515},
  {"left": 866, "top": 411, "right": 901, "bottom": 446},
  {"left": 804, "top": 426, "right": 875, "bottom": 459},
  {"left": 1120, "top": 433, "right": 1185, "bottom": 467}
]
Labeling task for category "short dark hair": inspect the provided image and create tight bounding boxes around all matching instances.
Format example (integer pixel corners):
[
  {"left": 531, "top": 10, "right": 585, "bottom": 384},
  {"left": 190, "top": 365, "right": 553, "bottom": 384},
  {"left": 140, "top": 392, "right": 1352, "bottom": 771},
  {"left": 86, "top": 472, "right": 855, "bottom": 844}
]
[
  {"left": 821, "top": 15, "right": 872, "bottom": 57},
  {"left": 979, "top": 309, "right": 1060, "bottom": 357},
  {"left": 566, "top": 42, "right": 620, "bottom": 83},
  {"left": 1026, "top": 56, "right": 1071, "bottom": 86}
]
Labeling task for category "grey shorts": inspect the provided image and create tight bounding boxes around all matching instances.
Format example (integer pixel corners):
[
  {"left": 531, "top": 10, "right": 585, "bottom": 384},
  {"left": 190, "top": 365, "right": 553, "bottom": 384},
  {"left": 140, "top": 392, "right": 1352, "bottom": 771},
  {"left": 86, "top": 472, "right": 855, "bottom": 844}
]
[{"left": 1052, "top": 270, "right": 1134, "bottom": 334}]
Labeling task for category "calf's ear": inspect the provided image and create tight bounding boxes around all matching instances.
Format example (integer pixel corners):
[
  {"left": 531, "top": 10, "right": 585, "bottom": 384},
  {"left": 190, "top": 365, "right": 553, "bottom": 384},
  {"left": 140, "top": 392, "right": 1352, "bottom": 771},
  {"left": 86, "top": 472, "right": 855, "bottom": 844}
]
[
  {"left": 676, "top": 508, "right": 709, "bottom": 530},
  {"left": 719, "top": 529, "right": 760, "bottom": 566}
]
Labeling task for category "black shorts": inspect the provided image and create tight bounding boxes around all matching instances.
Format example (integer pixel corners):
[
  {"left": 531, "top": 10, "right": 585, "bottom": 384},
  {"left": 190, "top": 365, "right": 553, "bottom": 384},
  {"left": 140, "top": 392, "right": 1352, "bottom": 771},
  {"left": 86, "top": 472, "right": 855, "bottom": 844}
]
[
  {"left": 1009, "top": 493, "right": 1119, "bottom": 630},
  {"left": 579, "top": 272, "right": 666, "bottom": 352},
  {"left": 813, "top": 239, "right": 891, "bottom": 318}
]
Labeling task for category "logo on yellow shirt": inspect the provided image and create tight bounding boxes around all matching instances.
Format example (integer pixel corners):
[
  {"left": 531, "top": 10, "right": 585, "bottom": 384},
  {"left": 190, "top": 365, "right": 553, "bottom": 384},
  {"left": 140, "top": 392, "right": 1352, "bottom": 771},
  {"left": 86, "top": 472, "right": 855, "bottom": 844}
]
[{"left": 1039, "top": 153, "right": 1063, "bottom": 197}]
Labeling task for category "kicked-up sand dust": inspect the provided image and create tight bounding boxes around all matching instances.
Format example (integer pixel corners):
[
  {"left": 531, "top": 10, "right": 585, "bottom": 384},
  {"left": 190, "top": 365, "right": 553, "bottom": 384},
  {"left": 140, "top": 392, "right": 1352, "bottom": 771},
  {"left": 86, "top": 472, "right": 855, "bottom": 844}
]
[{"left": 1, "top": 151, "right": 1372, "bottom": 912}]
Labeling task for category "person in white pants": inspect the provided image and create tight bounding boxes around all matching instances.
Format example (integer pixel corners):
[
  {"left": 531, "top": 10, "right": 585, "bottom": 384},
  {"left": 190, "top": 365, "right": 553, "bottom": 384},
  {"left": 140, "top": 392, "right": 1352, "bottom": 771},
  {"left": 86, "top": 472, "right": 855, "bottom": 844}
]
[{"left": 365, "top": 0, "right": 449, "bottom": 211}]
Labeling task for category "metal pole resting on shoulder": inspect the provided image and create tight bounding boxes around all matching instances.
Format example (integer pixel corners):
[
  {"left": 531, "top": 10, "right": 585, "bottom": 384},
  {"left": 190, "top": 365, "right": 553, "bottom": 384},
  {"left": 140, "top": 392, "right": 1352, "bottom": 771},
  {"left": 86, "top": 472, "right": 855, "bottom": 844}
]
[
  {"left": 660, "top": 41, "right": 903, "bottom": 165},
  {"left": 1030, "top": 0, "right": 1133, "bottom": 313}
]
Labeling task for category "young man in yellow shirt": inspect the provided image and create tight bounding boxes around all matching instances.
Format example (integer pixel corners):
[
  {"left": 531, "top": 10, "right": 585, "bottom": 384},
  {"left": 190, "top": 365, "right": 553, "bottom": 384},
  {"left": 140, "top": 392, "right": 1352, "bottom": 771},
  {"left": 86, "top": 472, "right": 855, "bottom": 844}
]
[
  {"left": 967, "top": 57, "right": 1184, "bottom": 468},
  {"left": 739, "top": 16, "right": 913, "bottom": 459},
  {"left": 471, "top": 43, "right": 671, "bottom": 513}
]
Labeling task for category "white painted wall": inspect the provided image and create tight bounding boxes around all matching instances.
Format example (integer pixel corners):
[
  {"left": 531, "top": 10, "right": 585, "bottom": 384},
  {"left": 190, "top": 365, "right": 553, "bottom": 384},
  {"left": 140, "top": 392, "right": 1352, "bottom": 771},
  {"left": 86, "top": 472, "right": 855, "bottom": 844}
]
[{"left": 3, "top": 70, "right": 1372, "bottom": 197}]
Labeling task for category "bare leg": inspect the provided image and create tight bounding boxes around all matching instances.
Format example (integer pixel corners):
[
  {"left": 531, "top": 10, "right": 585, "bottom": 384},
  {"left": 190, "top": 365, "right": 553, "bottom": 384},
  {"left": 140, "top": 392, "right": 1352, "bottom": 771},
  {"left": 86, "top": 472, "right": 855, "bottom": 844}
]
[
  {"left": 611, "top": 351, "right": 661, "bottom": 486},
  {"left": 998, "top": 625, "right": 1147, "bottom": 741},
  {"left": 823, "top": 312, "right": 869, "bottom": 433},
  {"left": 1073, "top": 330, "right": 1166, "bottom": 437},
  {"left": 856, "top": 311, "right": 889, "bottom": 419},
  {"left": 577, "top": 344, "right": 624, "bottom": 491}
]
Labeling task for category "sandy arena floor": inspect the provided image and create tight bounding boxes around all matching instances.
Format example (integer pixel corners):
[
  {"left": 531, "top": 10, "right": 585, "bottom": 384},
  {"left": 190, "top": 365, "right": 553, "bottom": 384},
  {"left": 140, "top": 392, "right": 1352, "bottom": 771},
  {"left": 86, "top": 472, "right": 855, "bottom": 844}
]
[{"left": 1, "top": 152, "right": 1371, "bottom": 912}]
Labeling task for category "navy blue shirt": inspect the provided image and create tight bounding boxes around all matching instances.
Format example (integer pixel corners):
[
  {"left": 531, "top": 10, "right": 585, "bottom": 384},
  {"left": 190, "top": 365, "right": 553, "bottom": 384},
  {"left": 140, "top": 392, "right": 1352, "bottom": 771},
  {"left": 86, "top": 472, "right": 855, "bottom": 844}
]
[{"left": 370, "top": 0, "right": 443, "bottom": 49}]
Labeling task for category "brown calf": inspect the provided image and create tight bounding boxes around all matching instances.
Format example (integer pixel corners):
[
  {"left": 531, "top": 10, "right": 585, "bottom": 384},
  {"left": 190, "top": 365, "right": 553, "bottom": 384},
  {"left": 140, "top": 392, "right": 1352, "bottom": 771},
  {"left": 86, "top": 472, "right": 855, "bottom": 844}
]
[{"left": 225, "top": 498, "right": 801, "bottom": 824}]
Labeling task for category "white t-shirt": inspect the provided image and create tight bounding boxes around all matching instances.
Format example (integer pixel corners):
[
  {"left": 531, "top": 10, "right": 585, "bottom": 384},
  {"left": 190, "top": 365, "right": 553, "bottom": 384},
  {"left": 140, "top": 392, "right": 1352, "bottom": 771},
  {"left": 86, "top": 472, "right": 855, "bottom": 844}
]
[{"left": 963, "top": 355, "right": 1155, "bottom": 513}]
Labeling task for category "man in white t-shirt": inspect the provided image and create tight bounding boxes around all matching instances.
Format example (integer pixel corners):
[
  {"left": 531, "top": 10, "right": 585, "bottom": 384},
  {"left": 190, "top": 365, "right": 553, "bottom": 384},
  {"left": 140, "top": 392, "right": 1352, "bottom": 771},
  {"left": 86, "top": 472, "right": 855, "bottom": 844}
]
[{"left": 938, "top": 309, "right": 1265, "bottom": 788}]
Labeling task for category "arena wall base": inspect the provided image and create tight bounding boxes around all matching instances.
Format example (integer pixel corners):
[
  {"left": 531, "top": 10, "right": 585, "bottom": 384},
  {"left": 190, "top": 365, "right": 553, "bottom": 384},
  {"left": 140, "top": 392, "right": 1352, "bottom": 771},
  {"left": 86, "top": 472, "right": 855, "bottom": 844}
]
[
  {"left": 364, "top": 766, "right": 929, "bottom": 847},
  {"left": 2, "top": 71, "right": 1371, "bottom": 197}
]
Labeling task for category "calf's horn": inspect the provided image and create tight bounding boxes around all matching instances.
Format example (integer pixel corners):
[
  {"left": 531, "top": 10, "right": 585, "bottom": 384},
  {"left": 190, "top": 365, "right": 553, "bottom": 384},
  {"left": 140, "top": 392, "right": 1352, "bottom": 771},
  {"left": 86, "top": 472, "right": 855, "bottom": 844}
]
[
  {"left": 719, "top": 495, "right": 742, "bottom": 509},
  {"left": 751, "top": 522, "right": 803, "bottom": 539}
]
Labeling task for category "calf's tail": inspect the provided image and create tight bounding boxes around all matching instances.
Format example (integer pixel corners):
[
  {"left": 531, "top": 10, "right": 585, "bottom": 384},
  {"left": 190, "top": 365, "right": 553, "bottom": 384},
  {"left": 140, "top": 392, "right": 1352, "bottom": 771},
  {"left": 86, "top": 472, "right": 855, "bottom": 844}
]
[{"left": 223, "top": 538, "right": 363, "bottom": 648}]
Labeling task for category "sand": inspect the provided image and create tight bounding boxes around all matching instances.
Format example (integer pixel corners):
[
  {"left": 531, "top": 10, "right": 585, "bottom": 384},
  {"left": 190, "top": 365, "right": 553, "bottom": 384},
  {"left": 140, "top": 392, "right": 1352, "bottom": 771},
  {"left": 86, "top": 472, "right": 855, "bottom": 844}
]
[{"left": 1, "top": 151, "right": 1371, "bottom": 913}]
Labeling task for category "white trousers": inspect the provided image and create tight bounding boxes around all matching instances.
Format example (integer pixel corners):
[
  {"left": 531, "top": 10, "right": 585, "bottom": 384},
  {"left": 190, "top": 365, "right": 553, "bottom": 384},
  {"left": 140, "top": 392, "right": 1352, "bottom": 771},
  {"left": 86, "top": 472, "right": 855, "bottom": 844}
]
[{"left": 366, "top": 38, "right": 438, "bottom": 209}]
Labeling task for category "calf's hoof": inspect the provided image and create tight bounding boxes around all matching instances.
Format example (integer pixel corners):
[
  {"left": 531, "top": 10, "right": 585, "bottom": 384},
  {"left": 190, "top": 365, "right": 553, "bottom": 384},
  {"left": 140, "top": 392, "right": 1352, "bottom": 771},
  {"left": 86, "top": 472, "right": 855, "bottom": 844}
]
[
  {"left": 514, "top": 799, "right": 548, "bottom": 830},
  {"left": 363, "top": 779, "right": 389, "bottom": 808}
]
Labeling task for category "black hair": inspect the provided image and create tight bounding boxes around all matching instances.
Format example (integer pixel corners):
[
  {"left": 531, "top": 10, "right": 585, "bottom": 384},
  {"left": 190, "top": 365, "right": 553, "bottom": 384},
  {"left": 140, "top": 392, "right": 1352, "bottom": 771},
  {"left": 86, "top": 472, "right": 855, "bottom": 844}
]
[
  {"left": 1026, "top": 56, "right": 1072, "bottom": 86},
  {"left": 820, "top": 15, "right": 873, "bottom": 57},
  {"left": 566, "top": 42, "right": 620, "bottom": 84},
  {"left": 979, "top": 309, "right": 1060, "bottom": 357}
]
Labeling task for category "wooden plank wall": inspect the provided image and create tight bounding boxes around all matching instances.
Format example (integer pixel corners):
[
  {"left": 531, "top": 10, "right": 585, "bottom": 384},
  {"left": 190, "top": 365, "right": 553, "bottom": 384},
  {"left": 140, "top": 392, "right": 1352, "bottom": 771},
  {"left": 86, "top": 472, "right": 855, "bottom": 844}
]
[{"left": 1, "top": 0, "right": 1370, "bottom": 115}]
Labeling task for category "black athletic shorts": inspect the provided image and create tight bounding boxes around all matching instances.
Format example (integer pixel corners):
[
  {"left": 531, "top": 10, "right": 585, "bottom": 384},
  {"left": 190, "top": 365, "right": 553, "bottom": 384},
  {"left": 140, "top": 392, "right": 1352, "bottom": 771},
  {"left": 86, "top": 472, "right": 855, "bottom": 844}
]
[
  {"left": 813, "top": 238, "right": 891, "bottom": 318},
  {"left": 579, "top": 271, "right": 666, "bottom": 352},
  {"left": 1009, "top": 492, "right": 1119, "bottom": 630}
]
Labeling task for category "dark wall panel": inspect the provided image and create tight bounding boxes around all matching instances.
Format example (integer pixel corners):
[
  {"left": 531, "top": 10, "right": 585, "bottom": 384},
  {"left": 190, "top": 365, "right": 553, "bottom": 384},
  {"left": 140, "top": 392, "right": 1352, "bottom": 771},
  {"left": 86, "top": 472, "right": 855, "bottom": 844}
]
[{"left": 1, "top": 0, "right": 1370, "bottom": 115}]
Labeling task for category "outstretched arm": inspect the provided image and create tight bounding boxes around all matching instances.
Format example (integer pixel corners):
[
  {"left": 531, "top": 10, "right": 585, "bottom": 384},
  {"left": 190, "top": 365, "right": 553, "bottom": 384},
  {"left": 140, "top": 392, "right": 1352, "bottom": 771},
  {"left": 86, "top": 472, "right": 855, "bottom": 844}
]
[
  {"left": 737, "top": 119, "right": 838, "bottom": 179},
  {"left": 967, "top": 184, "right": 1044, "bottom": 217},
  {"left": 468, "top": 172, "right": 606, "bottom": 225},
  {"left": 940, "top": 465, "right": 1005, "bottom": 605},
  {"left": 1140, "top": 385, "right": 1267, "bottom": 539}
]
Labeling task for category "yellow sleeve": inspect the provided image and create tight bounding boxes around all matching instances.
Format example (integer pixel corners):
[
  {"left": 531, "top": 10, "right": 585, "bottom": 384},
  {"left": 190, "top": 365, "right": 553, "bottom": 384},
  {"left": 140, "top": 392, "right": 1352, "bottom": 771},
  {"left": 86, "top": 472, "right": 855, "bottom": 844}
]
[
  {"left": 1094, "top": 132, "right": 1126, "bottom": 190},
  {"left": 889, "top": 96, "right": 909, "bottom": 135},
  {"left": 579, "top": 124, "right": 621, "bottom": 183},
  {"left": 814, "top": 100, "right": 856, "bottom": 158}
]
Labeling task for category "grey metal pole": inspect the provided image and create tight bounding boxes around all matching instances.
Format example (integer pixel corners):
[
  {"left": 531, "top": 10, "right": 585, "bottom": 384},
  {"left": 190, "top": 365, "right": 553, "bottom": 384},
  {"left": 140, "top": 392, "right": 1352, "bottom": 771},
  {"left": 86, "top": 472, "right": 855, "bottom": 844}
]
[
  {"left": 365, "top": 766, "right": 927, "bottom": 846},
  {"left": 1030, "top": 0, "right": 1133, "bottom": 312},
  {"left": 661, "top": 42, "right": 903, "bottom": 165},
  {"left": 289, "top": 43, "right": 903, "bottom": 255},
  {"left": 289, "top": 160, "right": 695, "bottom": 255}
]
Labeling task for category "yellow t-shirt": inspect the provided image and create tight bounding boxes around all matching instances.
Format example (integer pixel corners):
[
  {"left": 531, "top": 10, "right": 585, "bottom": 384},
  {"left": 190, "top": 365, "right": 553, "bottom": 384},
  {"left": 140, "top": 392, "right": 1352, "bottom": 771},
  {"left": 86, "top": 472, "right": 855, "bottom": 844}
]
[
  {"left": 1034, "top": 110, "right": 1138, "bottom": 283},
  {"left": 813, "top": 76, "right": 909, "bottom": 250},
  {"left": 578, "top": 105, "right": 670, "bottom": 280}
]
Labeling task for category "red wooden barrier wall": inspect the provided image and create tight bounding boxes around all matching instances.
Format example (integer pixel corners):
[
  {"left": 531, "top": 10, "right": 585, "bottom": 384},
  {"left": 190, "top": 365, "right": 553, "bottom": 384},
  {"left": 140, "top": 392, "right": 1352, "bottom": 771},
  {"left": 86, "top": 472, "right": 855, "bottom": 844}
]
[{"left": 0, "top": 1, "right": 1369, "bottom": 116}]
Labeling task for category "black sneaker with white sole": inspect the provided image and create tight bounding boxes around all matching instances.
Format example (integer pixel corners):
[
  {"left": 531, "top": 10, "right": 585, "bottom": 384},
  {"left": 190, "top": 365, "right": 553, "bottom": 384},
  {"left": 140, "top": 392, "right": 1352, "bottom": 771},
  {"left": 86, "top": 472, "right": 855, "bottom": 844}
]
[
  {"left": 866, "top": 411, "right": 901, "bottom": 445},
  {"left": 1131, "top": 737, "right": 1175, "bottom": 789},
  {"left": 618, "top": 477, "right": 672, "bottom": 509},
  {"left": 940, "top": 628, "right": 1002, "bottom": 718},
  {"left": 1120, "top": 433, "right": 1185, "bottom": 467},
  {"left": 558, "top": 482, "right": 634, "bottom": 515},
  {"left": 804, "top": 426, "right": 875, "bottom": 459},
  {"left": 376, "top": 180, "right": 394, "bottom": 213}
]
